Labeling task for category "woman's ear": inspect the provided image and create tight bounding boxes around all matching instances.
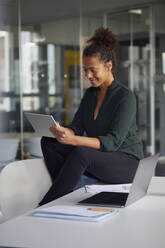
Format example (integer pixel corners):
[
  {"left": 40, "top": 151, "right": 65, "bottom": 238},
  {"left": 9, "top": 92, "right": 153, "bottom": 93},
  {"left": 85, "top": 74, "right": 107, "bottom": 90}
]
[{"left": 105, "top": 61, "right": 112, "bottom": 71}]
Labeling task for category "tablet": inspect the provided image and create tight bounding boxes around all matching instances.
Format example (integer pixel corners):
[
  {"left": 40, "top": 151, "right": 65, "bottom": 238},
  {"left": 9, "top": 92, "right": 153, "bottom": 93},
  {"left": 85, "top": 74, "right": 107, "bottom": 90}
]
[{"left": 25, "top": 112, "right": 57, "bottom": 138}]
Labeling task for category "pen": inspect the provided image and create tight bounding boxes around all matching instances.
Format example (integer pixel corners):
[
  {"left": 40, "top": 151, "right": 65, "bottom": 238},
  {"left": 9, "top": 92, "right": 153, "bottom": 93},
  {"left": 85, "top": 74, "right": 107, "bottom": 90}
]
[{"left": 87, "top": 208, "right": 114, "bottom": 212}]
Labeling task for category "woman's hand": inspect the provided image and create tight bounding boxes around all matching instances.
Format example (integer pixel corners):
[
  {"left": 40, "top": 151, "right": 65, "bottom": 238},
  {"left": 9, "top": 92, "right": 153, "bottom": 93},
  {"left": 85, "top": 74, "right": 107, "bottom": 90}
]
[
  {"left": 49, "top": 123, "right": 100, "bottom": 150},
  {"left": 49, "top": 123, "right": 76, "bottom": 145}
]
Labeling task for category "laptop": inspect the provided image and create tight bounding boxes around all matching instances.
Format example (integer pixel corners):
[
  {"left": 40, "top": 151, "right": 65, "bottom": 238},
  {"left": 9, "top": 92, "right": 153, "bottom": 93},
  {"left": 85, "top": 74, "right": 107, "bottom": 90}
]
[
  {"left": 25, "top": 112, "right": 57, "bottom": 138},
  {"left": 78, "top": 154, "right": 159, "bottom": 207}
]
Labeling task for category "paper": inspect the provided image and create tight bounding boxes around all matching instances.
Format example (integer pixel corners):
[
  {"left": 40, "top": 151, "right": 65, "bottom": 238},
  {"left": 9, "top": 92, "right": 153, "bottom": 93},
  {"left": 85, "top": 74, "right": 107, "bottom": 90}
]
[
  {"left": 31, "top": 205, "right": 119, "bottom": 222},
  {"left": 38, "top": 205, "right": 109, "bottom": 217},
  {"left": 85, "top": 183, "right": 132, "bottom": 194}
]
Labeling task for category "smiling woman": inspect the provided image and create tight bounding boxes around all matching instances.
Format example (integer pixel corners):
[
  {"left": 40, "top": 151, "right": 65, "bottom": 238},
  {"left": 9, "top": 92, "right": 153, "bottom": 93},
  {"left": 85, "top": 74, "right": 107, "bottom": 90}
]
[
  {"left": 39, "top": 27, "right": 144, "bottom": 206},
  {"left": 83, "top": 55, "right": 114, "bottom": 120},
  {"left": 83, "top": 56, "right": 112, "bottom": 89}
]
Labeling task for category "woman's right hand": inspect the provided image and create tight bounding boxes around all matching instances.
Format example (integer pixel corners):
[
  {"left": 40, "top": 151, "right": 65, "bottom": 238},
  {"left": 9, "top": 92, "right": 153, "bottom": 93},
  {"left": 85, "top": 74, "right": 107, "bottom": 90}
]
[
  {"left": 49, "top": 124, "right": 75, "bottom": 145},
  {"left": 49, "top": 123, "right": 65, "bottom": 139}
]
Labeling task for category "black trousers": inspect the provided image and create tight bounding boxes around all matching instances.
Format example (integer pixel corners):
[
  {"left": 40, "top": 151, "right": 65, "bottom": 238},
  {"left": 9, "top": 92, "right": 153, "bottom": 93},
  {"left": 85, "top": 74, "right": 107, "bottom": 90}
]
[{"left": 39, "top": 136, "right": 139, "bottom": 205}]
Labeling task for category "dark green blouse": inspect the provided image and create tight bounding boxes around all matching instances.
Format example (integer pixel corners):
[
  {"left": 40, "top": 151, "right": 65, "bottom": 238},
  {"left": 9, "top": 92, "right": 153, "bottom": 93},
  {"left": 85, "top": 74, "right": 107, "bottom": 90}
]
[{"left": 69, "top": 80, "right": 144, "bottom": 160}]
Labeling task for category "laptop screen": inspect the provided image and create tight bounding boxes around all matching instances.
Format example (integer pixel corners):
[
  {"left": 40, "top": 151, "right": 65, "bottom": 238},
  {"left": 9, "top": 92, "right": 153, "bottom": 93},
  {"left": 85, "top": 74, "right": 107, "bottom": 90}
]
[{"left": 79, "top": 192, "right": 129, "bottom": 206}]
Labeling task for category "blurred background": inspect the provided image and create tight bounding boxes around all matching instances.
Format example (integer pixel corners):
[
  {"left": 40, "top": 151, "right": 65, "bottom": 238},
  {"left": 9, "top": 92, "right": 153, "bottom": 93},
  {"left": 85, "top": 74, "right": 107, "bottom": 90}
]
[{"left": 0, "top": 0, "right": 165, "bottom": 162}]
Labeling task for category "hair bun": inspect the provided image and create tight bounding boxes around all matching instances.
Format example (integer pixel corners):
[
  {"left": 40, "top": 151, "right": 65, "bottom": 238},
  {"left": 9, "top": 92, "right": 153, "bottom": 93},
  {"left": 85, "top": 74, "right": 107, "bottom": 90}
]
[{"left": 88, "top": 27, "right": 118, "bottom": 51}]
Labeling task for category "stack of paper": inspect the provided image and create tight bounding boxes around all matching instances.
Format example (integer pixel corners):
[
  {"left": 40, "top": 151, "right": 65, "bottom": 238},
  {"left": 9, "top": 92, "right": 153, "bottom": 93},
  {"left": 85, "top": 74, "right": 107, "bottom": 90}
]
[
  {"left": 85, "top": 183, "right": 132, "bottom": 194},
  {"left": 31, "top": 205, "right": 119, "bottom": 222}
]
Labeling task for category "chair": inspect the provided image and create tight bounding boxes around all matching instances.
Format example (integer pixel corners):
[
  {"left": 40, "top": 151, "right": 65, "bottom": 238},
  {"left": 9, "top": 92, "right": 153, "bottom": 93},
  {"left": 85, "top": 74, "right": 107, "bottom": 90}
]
[
  {"left": 0, "top": 159, "right": 52, "bottom": 221},
  {"left": 0, "top": 138, "right": 19, "bottom": 168},
  {"left": 0, "top": 159, "right": 98, "bottom": 222},
  {"left": 23, "top": 137, "right": 43, "bottom": 158}
]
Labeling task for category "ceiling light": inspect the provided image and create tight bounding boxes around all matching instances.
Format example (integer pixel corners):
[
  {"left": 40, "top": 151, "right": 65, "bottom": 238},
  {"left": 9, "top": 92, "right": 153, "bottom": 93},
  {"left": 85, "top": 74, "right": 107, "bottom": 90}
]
[{"left": 129, "top": 9, "right": 142, "bottom": 15}]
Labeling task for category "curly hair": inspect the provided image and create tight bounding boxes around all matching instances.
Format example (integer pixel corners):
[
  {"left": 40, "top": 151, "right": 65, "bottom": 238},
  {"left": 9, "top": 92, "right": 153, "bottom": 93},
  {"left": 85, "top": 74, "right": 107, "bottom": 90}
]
[{"left": 83, "top": 27, "right": 118, "bottom": 73}]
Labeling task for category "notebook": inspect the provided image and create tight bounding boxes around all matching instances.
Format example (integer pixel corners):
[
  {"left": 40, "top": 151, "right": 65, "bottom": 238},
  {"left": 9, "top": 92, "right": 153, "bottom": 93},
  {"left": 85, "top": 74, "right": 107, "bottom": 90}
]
[
  {"left": 31, "top": 205, "right": 119, "bottom": 222},
  {"left": 78, "top": 154, "right": 159, "bottom": 208},
  {"left": 25, "top": 112, "right": 57, "bottom": 138}
]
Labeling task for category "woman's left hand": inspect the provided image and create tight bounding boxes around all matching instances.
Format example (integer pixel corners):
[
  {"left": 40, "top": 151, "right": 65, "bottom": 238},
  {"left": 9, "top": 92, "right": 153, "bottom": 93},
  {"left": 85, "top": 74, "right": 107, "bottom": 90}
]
[{"left": 49, "top": 124, "right": 76, "bottom": 145}]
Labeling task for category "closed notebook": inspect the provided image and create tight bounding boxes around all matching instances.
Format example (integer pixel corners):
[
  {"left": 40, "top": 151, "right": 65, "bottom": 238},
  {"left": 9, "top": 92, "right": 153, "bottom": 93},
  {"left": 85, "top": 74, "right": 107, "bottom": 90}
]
[{"left": 31, "top": 205, "right": 119, "bottom": 222}]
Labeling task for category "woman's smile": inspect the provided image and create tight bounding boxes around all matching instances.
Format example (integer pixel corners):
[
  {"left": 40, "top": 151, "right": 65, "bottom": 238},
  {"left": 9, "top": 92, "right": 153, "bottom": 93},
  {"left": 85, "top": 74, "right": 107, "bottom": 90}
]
[{"left": 90, "top": 78, "right": 97, "bottom": 85}]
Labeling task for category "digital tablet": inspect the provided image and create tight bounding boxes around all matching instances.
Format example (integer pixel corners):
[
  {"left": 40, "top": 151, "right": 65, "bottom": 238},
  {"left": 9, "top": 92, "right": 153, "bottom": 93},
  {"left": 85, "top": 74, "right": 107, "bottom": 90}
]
[{"left": 25, "top": 112, "right": 57, "bottom": 138}]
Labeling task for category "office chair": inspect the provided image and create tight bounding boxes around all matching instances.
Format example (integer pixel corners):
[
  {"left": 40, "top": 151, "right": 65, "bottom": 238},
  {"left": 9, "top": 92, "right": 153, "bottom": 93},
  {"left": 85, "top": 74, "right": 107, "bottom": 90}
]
[
  {"left": 0, "top": 138, "right": 19, "bottom": 168},
  {"left": 23, "top": 137, "right": 43, "bottom": 158}
]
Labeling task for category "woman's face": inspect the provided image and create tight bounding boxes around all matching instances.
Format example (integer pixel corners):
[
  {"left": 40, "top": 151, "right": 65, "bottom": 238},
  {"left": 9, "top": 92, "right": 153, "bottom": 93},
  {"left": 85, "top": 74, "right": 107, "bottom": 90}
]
[{"left": 83, "top": 55, "right": 112, "bottom": 88}]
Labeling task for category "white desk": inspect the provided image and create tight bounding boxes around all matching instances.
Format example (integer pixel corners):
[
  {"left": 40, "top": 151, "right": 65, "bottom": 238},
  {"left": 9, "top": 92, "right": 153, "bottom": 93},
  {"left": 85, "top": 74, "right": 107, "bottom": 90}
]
[{"left": 0, "top": 177, "right": 165, "bottom": 248}]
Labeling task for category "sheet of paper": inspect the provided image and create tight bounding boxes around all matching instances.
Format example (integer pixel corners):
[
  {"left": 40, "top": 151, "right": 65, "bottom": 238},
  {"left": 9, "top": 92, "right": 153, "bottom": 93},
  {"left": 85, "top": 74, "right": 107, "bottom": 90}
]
[
  {"left": 38, "top": 205, "right": 115, "bottom": 217},
  {"left": 85, "top": 183, "right": 132, "bottom": 194}
]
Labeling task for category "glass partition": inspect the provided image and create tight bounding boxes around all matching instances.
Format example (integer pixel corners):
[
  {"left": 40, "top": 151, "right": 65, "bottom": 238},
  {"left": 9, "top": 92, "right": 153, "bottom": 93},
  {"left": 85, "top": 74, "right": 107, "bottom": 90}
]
[
  {"left": 0, "top": 0, "right": 20, "bottom": 133},
  {"left": 154, "top": 3, "right": 165, "bottom": 155},
  {"left": 0, "top": 0, "right": 21, "bottom": 163},
  {"left": 80, "top": 11, "right": 104, "bottom": 90},
  {"left": 20, "top": 3, "right": 81, "bottom": 157}
]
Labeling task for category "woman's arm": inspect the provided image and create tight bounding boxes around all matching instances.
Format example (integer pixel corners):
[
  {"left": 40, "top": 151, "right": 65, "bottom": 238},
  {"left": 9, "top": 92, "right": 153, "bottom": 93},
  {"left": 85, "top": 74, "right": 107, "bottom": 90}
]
[
  {"left": 70, "top": 135, "right": 100, "bottom": 150},
  {"left": 98, "top": 91, "right": 137, "bottom": 152},
  {"left": 49, "top": 125, "right": 100, "bottom": 149}
]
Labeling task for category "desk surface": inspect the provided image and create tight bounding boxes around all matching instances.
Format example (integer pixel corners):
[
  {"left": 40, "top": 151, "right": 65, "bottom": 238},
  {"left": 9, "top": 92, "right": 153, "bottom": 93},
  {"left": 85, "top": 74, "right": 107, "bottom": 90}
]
[{"left": 0, "top": 177, "right": 165, "bottom": 248}]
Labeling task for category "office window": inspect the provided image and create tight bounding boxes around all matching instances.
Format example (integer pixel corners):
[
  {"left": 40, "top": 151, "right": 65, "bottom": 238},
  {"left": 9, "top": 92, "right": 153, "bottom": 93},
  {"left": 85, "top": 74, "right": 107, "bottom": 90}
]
[{"left": 0, "top": 0, "right": 21, "bottom": 137}]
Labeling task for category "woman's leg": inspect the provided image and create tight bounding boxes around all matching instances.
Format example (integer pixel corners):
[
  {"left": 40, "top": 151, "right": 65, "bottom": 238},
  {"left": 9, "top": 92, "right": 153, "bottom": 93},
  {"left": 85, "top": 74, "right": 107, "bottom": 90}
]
[
  {"left": 39, "top": 146, "right": 139, "bottom": 205},
  {"left": 41, "top": 136, "right": 74, "bottom": 181}
]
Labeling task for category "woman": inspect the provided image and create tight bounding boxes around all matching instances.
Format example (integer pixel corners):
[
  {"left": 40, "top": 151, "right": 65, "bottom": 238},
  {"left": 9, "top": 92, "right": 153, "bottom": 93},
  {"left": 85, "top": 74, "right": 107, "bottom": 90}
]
[{"left": 39, "top": 27, "right": 144, "bottom": 206}]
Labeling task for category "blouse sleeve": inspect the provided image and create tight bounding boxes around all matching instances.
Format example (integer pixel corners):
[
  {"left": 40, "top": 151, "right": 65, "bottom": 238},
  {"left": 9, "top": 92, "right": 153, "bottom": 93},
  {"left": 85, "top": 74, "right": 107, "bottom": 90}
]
[{"left": 97, "top": 92, "right": 137, "bottom": 152}]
